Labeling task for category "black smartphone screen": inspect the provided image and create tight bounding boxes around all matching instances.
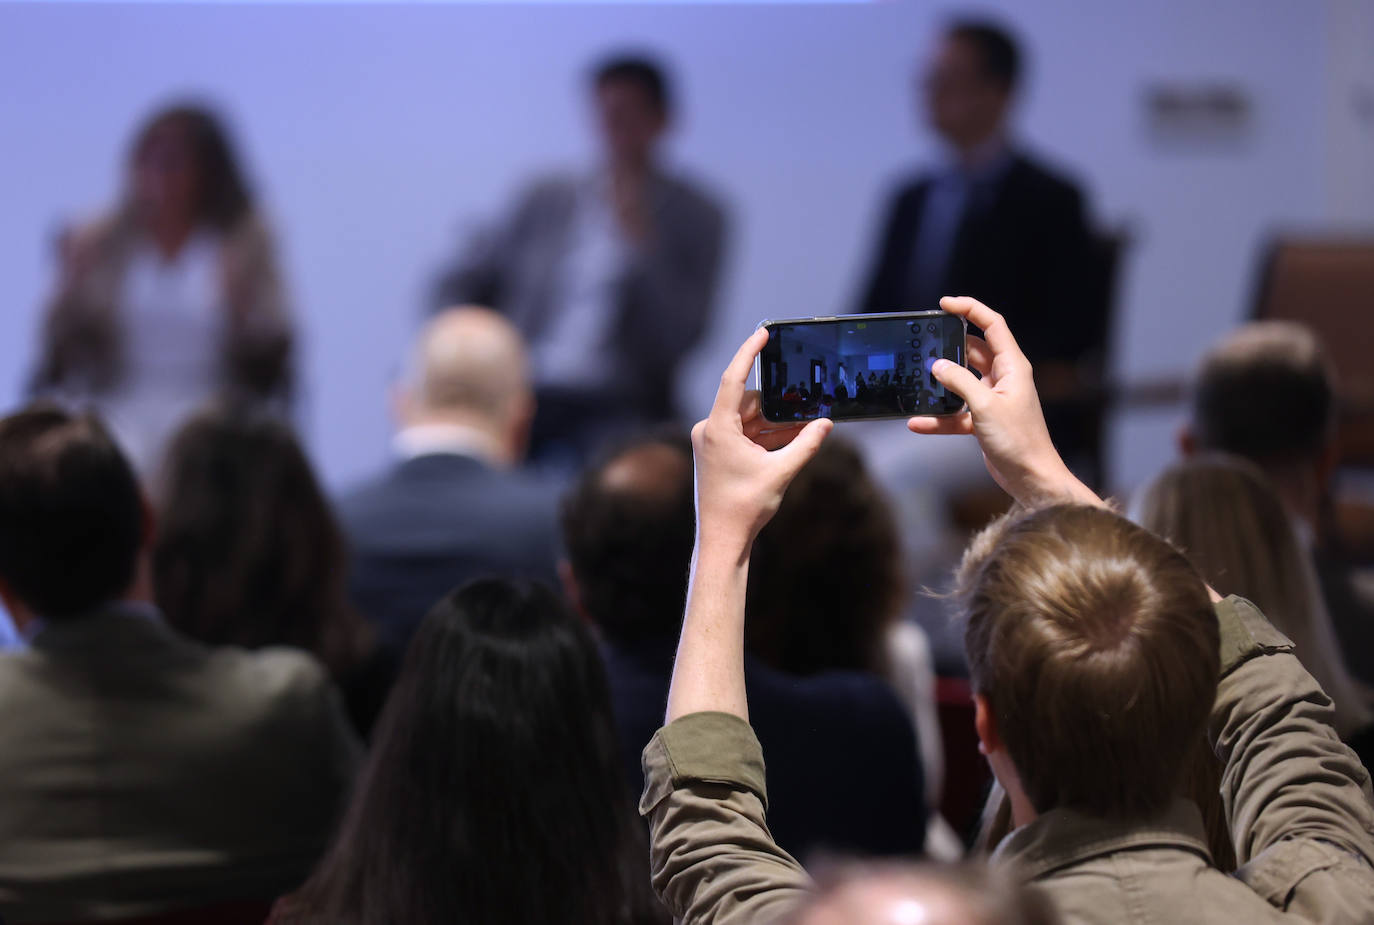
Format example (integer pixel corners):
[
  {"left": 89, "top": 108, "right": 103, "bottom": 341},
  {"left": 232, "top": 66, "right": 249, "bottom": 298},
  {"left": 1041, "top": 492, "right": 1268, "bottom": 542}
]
[{"left": 758, "top": 312, "right": 967, "bottom": 422}]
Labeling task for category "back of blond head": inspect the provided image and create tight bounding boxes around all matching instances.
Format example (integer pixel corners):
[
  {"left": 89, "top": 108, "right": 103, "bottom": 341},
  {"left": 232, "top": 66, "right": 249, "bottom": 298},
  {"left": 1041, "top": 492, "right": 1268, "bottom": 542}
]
[
  {"left": 1137, "top": 455, "right": 1372, "bottom": 737},
  {"left": 957, "top": 504, "right": 1219, "bottom": 819}
]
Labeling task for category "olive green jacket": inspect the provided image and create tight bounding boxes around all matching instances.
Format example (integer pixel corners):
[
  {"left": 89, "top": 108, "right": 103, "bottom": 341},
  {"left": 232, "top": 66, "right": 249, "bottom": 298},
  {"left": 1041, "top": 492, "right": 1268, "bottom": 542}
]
[{"left": 641, "top": 597, "right": 1374, "bottom": 924}]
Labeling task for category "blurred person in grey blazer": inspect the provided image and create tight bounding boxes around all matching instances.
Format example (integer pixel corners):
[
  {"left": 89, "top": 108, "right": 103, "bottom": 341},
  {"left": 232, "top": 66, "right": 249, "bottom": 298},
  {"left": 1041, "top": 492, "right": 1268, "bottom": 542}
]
[
  {"left": 433, "top": 53, "right": 728, "bottom": 466},
  {"left": 0, "top": 406, "right": 359, "bottom": 923},
  {"left": 337, "top": 307, "right": 562, "bottom": 659}
]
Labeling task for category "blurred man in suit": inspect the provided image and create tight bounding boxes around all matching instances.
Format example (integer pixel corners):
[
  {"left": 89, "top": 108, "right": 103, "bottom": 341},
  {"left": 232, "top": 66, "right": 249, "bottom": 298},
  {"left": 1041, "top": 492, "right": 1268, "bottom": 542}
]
[
  {"left": 856, "top": 19, "right": 1097, "bottom": 466},
  {"left": 0, "top": 406, "right": 359, "bottom": 922},
  {"left": 560, "top": 435, "right": 926, "bottom": 861},
  {"left": 434, "top": 54, "right": 728, "bottom": 466},
  {"left": 339, "top": 307, "right": 560, "bottom": 657}
]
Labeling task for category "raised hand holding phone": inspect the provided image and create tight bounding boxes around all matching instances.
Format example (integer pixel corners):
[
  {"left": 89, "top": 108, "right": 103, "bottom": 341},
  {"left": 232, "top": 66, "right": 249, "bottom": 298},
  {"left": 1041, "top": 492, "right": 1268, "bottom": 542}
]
[
  {"left": 666, "top": 329, "right": 831, "bottom": 723},
  {"left": 911, "top": 295, "right": 1101, "bottom": 509}
]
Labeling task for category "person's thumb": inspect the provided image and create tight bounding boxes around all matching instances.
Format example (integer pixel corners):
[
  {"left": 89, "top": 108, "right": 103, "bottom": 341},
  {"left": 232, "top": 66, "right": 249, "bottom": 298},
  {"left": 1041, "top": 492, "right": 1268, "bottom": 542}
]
[
  {"left": 778, "top": 417, "right": 833, "bottom": 479},
  {"left": 932, "top": 359, "right": 989, "bottom": 411}
]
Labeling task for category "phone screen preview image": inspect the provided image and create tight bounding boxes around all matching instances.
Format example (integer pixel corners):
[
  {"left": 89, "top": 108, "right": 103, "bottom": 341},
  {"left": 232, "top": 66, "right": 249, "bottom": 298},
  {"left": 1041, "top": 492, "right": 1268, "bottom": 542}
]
[{"left": 757, "top": 312, "right": 967, "bottom": 423}]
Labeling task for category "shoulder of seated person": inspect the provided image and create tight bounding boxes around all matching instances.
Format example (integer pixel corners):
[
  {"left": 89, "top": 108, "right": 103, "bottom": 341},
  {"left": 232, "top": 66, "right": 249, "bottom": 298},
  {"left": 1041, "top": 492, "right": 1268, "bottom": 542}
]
[
  {"left": 520, "top": 171, "right": 583, "bottom": 203},
  {"left": 756, "top": 664, "right": 909, "bottom": 721},
  {"left": 1003, "top": 151, "right": 1086, "bottom": 199},
  {"left": 205, "top": 644, "right": 332, "bottom": 701}
]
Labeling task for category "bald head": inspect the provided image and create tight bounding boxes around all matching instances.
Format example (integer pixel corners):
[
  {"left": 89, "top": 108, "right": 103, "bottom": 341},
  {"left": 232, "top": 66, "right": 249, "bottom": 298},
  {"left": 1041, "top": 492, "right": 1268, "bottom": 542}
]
[
  {"left": 403, "top": 306, "right": 531, "bottom": 424},
  {"left": 792, "top": 863, "right": 1058, "bottom": 925},
  {"left": 597, "top": 442, "right": 692, "bottom": 501}
]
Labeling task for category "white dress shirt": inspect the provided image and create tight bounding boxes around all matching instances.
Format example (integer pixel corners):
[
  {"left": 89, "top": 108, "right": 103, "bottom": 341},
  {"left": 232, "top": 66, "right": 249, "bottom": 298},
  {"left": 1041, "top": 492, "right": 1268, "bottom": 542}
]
[{"left": 100, "top": 231, "right": 225, "bottom": 476}]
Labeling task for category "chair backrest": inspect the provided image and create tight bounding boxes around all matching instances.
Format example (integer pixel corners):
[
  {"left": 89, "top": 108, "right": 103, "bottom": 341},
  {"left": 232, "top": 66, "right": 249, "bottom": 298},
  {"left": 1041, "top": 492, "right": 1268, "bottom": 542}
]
[
  {"left": 934, "top": 675, "right": 992, "bottom": 843},
  {"left": 37, "top": 899, "right": 274, "bottom": 925},
  {"left": 1077, "top": 227, "right": 1132, "bottom": 490},
  {"left": 1251, "top": 236, "right": 1374, "bottom": 466}
]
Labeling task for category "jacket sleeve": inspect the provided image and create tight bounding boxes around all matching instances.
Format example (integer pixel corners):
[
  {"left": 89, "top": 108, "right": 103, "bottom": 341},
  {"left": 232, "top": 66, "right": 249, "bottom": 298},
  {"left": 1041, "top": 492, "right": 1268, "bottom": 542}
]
[
  {"left": 620, "top": 187, "right": 728, "bottom": 366},
  {"left": 641, "top": 711, "right": 812, "bottom": 925},
  {"left": 222, "top": 214, "right": 295, "bottom": 398},
  {"left": 430, "top": 184, "right": 548, "bottom": 313},
  {"left": 1211, "top": 596, "right": 1374, "bottom": 921},
  {"left": 853, "top": 183, "right": 918, "bottom": 316}
]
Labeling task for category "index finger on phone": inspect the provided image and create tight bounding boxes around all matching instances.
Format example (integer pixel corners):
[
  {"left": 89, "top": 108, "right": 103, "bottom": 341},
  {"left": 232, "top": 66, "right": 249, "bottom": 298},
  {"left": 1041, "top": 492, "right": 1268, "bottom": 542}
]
[
  {"left": 966, "top": 335, "right": 993, "bottom": 377},
  {"left": 907, "top": 412, "right": 974, "bottom": 436},
  {"left": 940, "top": 296, "right": 1023, "bottom": 360},
  {"left": 712, "top": 328, "right": 770, "bottom": 419}
]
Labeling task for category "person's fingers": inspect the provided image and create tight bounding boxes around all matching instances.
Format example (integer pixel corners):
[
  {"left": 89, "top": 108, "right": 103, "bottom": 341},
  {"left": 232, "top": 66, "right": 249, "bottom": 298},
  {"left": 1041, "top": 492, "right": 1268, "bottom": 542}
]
[
  {"left": 776, "top": 417, "right": 833, "bottom": 476},
  {"left": 743, "top": 412, "right": 806, "bottom": 446},
  {"left": 931, "top": 358, "right": 991, "bottom": 411},
  {"left": 753, "top": 426, "right": 809, "bottom": 451},
  {"left": 711, "top": 328, "right": 769, "bottom": 419},
  {"left": 739, "top": 390, "right": 763, "bottom": 425},
  {"left": 907, "top": 413, "right": 974, "bottom": 436},
  {"left": 940, "top": 296, "right": 1024, "bottom": 360},
  {"left": 965, "top": 335, "right": 994, "bottom": 376}
]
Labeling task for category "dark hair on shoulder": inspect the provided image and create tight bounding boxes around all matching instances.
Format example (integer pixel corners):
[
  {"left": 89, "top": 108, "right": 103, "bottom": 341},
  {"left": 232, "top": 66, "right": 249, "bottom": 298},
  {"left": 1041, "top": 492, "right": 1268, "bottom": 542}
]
[
  {"left": 129, "top": 102, "right": 253, "bottom": 229},
  {"left": 1190, "top": 321, "right": 1335, "bottom": 467},
  {"left": 947, "top": 18, "right": 1022, "bottom": 91},
  {"left": 153, "top": 401, "right": 371, "bottom": 680},
  {"left": 289, "top": 578, "right": 666, "bottom": 925},
  {"left": 560, "top": 431, "right": 695, "bottom": 644},
  {"left": 592, "top": 54, "right": 673, "bottom": 115},
  {"left": 0, "top": 405, "right": 143, "bottom": 618},
  {"left": 747, "top": 437, "right": 904, "bottom": 676}
]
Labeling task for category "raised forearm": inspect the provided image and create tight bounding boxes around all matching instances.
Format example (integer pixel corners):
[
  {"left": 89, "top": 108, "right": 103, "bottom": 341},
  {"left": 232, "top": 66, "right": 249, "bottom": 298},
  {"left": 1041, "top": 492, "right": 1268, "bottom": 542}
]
[{"left": 665, "top": 532, "right": 753, "bottom": 724}]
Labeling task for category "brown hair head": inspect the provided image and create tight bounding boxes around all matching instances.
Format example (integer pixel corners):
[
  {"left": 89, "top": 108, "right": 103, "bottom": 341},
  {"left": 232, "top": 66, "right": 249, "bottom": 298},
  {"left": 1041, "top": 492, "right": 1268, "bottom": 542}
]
[
  {"left": 747, "top": 437, "right": 904, "bottom": 676},
  {"left": 958, "top": 504, "right": 1218, "bottom": 819},
  {"left": 1191, "top": 321, "right": 1336, "bottom": 468},
  {"left": 153, "top": 401, "right": 370, "bottom": 679}
]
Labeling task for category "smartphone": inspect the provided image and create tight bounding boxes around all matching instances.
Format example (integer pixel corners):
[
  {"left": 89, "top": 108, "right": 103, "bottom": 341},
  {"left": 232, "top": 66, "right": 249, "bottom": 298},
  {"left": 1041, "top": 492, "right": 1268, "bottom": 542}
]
[{"left": 755, "top": 311, "right": 968, "bottom": 423}]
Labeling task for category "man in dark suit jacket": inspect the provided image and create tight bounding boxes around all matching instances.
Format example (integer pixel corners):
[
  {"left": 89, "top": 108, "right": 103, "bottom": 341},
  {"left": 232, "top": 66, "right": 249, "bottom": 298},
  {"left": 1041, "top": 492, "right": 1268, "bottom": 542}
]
[
  {"left": 561, "top": 435, "right": 926, "bottom": 861},
  {"left": 0, "top": 407, "right": 359, "bottom": 921},
  {"left": 338, "top": 308, "right": 561, "bottom": 658},
  {"left": 856, "top": 20, "right": 1098, "bottom": 463},
  {"left": 434, "top": 55, "right": 728, "bottom": 465}
]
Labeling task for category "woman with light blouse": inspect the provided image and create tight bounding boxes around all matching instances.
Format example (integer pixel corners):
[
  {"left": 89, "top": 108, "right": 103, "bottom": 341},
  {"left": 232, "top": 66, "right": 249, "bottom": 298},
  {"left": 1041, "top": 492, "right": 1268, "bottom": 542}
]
[{"left": 30, "top": 103, "right": 294, "bottom": 475}]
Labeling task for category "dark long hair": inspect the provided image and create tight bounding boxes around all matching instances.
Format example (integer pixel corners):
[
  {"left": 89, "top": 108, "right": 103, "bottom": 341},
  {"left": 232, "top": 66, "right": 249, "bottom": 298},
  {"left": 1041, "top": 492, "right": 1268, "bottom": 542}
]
[
  {"left": 288, "top": 579, "right": 666, "bottom": 925},
  {"left": 127, "top": 103, "right": 253, "bottom": 230},
  {"left": 153, "top": 402, "right": 372, "bottom": 680},
  {"left": 747, "top": 437, "right": 905, "bottom": 675}
]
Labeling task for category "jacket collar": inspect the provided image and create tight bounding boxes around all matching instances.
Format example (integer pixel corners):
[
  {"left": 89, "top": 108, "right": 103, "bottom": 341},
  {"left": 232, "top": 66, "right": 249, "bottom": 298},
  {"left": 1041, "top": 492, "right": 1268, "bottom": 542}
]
[
  {"left": 27, "top": 601, "right": 177, "bottom": 652},
  {"left": 992, "top": 798, "right": 1213, "bottom": 880}
]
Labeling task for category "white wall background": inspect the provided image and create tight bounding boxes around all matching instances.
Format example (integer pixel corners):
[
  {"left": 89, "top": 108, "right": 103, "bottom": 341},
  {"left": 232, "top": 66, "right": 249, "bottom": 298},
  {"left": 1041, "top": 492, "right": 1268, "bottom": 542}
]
[{"left": 0, "top": 0, "right": 1366, "bottom": 495}]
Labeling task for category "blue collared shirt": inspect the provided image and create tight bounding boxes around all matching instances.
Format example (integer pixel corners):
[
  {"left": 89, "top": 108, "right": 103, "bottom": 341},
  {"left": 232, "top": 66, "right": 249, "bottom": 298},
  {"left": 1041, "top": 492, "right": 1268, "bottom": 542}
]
[
  {"left": 0, "top": 604, "right": 21, "bottom": 651},
  {"left": 906, "top": 140, "right": 1014, "bottom": 311}
]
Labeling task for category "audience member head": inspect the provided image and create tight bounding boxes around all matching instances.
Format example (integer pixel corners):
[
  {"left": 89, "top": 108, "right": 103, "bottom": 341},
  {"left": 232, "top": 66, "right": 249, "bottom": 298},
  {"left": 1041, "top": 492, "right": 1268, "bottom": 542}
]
[
  {"left": 153, "top": 402, "right": 371, "bottom": 678},
  {"left": 395, "top": 306, "right": 534, "bottom": 466},
  {"left": 1182, "top": 321, "right": 1338, "bottom": 528},
  {"left": 1136, "top": 455, "right": 1372, "bottom": 738},
  {"left": 924, "top": 18, "right": 1021, "bottom": 155},
  {"left": 591, "top": 54, "right": 672, "bottom": 170},
  {"left": 292, "top": 579, "right": 664, "bottom": 924},
  {"left": 561, "top": 433, "right": 695, "bottom": 645},
  {"left": 0, "top": 406, "right": 147, "bottom": 628},
  {"left": 747, "top": 437, "right": 904, "bottom": 675},
  {"left": 788, "top": 860, "right": 1059, "bottom": 925},
  {"left": 126, "top": 103, "right": 252, "bottom": 233},
  {"left": 957, "top": 504, "right": 1218, "bottom": 825}
]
